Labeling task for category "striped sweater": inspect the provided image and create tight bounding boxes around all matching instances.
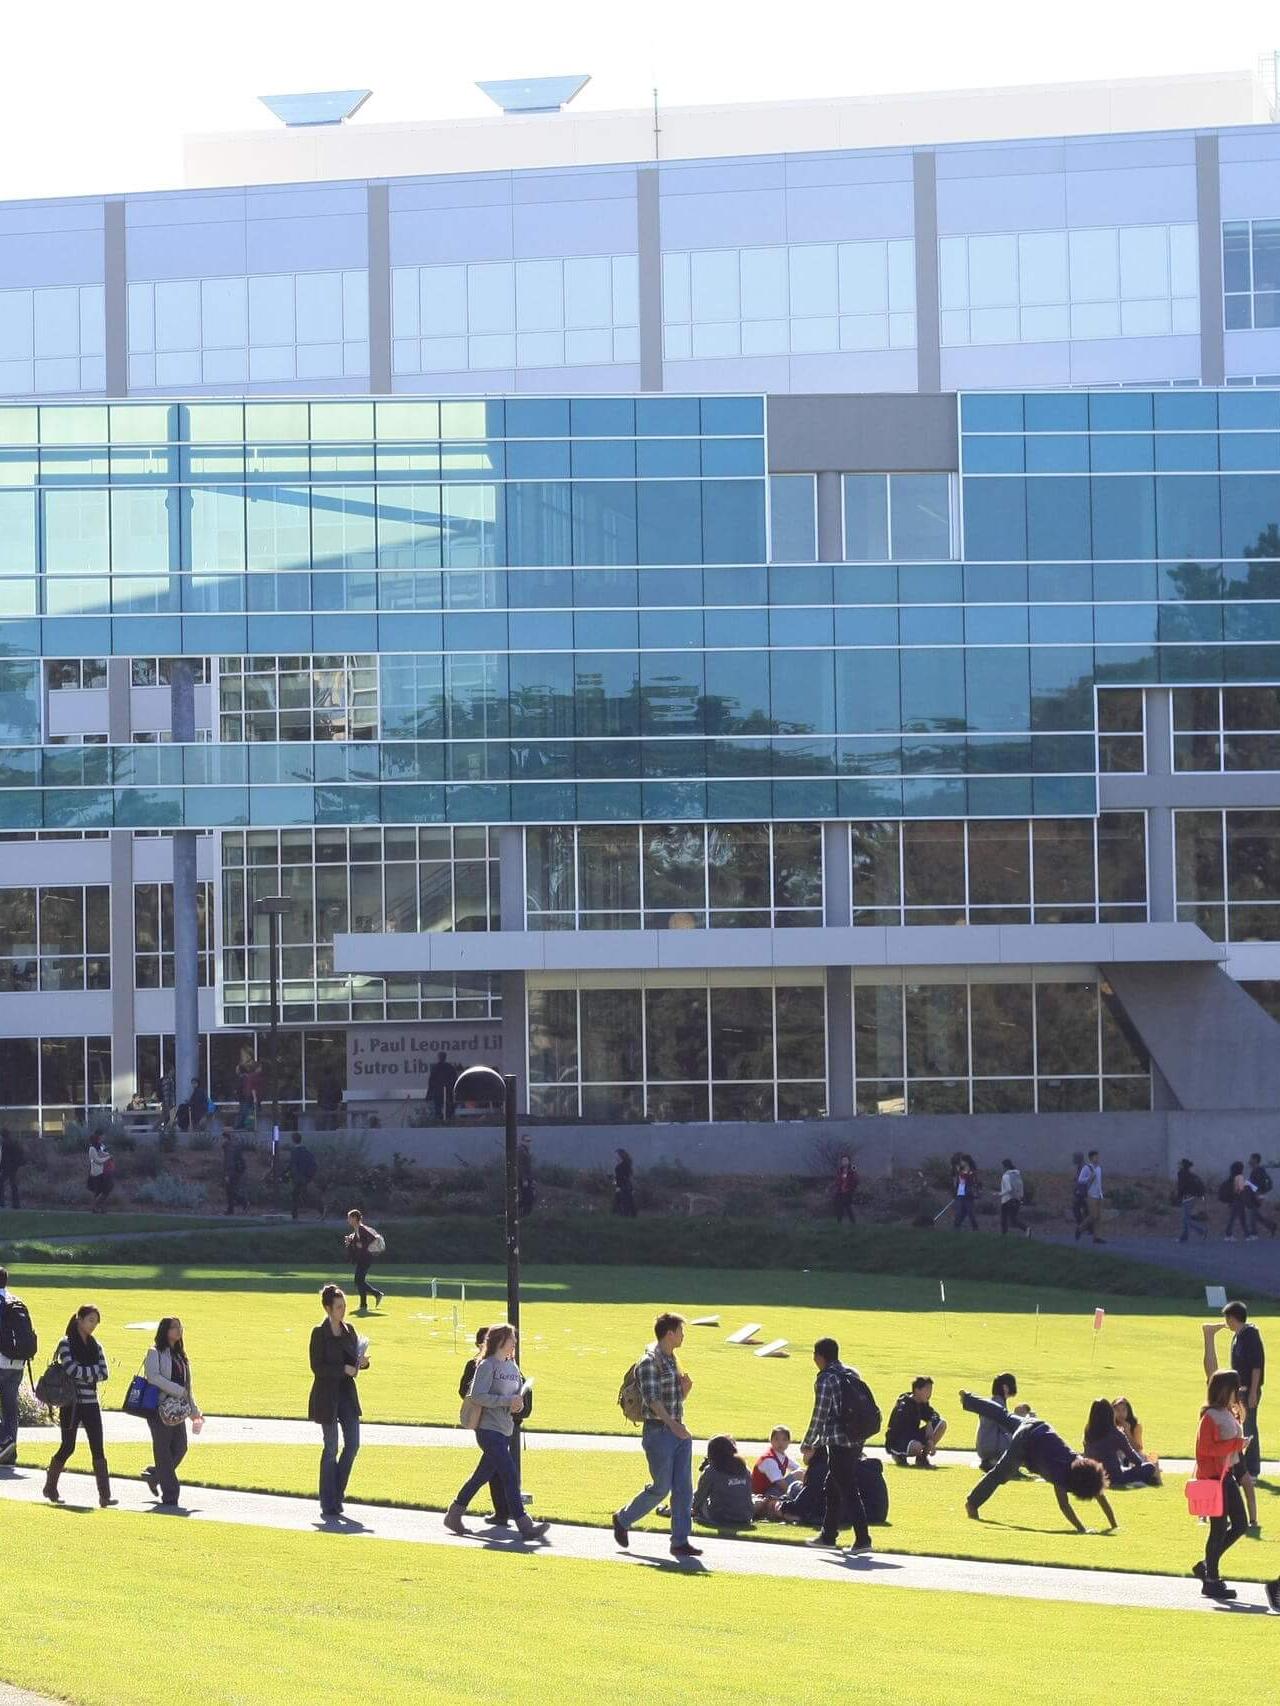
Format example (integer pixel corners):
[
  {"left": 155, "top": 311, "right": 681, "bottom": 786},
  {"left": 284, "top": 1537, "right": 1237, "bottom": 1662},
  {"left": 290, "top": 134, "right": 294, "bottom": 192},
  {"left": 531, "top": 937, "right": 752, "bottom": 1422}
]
[{"left": 56, "top": 1335, "right": 109, "bottom": 1404}]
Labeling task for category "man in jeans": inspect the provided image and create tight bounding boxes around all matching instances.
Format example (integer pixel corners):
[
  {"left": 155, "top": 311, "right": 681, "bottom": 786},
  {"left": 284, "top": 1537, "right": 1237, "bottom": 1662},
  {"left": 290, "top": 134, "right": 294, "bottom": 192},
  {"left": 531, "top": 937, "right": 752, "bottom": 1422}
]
[
  {"left": 1205, "top": 1301, "right": 1266, "bottom": 1531},
  {"left": 801, "top": 1337, "right": 873, "bottom": 1556},
  {"left": 612, "top": 1312, "right": 702, "bottom": 1559},
  {"left": 0, "top": 1265, "right": 35, "bottom": 1467}
]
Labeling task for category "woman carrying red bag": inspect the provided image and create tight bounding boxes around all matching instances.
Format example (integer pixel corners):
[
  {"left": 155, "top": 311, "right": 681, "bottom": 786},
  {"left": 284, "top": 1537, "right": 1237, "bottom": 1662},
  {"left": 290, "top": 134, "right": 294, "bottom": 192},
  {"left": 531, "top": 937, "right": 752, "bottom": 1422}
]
[{"left": 1191, "top": 1371, "right": 1252, "bottom": 1601}]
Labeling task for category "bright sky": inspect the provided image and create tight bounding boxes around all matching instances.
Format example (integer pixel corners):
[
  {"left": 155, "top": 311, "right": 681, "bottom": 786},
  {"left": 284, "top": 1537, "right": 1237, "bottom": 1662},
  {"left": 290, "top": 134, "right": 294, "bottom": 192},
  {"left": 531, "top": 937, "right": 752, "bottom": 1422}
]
[{"left": 3, "top": 0, "right": 1278, "bottom": 201}]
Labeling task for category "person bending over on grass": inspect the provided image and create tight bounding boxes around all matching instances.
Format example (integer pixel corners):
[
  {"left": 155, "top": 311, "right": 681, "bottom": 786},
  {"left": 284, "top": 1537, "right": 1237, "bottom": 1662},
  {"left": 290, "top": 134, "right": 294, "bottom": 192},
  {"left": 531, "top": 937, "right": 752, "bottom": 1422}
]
[
  {"left": 1082, "top": 1397, "right": 1160, "bottom": 1488},
  {"left": 612, "top": 1312, "right": 701, "bottom": 1559},
  {"left": 959, "top": 1390, "right": 1116, "bottom": 1533},
  {"left": 693, "top": 1435, "right": 756, "bottom": 1528},
  {"left": 446, "top": 1323, "right": 547, "bottom": 1543},
  {"left": 886, "top": 1376, "right": 947, "bottom": 1467},
  {"left": 800, "top": 1337, "right": 875, "bottom": 1556},
  {"left": 975, "top": 1372, "right": 1023, "bottom": 1469}
]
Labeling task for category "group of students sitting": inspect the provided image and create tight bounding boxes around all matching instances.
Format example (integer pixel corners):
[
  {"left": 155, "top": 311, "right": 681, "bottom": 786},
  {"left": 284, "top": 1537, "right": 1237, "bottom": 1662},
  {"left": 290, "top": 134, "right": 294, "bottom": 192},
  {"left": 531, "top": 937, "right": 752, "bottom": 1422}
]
[{"left": 686, "top": 1369, "right": 1163, "bottom": 1534}]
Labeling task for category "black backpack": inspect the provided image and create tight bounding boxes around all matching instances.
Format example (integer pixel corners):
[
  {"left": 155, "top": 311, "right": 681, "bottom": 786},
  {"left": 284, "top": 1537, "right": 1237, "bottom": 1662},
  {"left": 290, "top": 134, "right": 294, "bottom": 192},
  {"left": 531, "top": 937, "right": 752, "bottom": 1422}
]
[
  {"left": 0, "top": 1296, "right": 36, "bottom": 1363},
  {"left": 837, "top": 1367, "right": 882, "bottom": 1443},
  {"left": 854, "top": 1455, "right": 890, "bottom": 1525},
  {"left": 294, "top": 1146, "right": 318, "bottom": 1182},
  {"left": 1218, "top": 1177, "right": 1237, "bottom": 1205},
  {"left": 1254, "top": 1167, "right": 1273, "bottom": 1196}
]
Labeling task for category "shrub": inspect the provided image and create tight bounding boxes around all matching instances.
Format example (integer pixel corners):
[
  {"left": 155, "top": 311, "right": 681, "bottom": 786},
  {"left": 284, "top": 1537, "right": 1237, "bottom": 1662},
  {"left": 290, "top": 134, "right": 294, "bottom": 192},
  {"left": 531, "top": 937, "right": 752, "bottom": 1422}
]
[
  {"left": 18, "top": 1385, "right": 55, "bottom": 1428},
  {"left": 133, "top": 1173, "right": 209, "bottom": 1213},
  {"left": 132, "top": 1146, "right": 163, "bottom": 1180},
  {"left": 189, "top": 1130, "right": 216, "bottom": 1152}
]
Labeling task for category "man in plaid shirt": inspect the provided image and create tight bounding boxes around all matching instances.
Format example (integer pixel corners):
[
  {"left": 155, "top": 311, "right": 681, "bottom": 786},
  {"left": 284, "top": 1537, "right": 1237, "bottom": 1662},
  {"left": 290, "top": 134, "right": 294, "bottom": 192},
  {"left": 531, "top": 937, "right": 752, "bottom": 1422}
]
[
  {"left": 612, "top": 1312, "right": 702, "bottom": 1558},
  {"left": 802, "top": 1336, "right": 873, "bottom": 1554}
]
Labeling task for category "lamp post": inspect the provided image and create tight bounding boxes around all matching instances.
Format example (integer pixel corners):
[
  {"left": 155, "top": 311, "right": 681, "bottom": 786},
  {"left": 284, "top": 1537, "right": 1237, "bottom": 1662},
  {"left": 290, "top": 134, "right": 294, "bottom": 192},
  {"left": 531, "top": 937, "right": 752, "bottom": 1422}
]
[
  {"left": 452, "top": 1063, "right": 522, "bottom": 1471},
  {"left": 253, "top": 895, "right": 289, "bottom": 1180}
]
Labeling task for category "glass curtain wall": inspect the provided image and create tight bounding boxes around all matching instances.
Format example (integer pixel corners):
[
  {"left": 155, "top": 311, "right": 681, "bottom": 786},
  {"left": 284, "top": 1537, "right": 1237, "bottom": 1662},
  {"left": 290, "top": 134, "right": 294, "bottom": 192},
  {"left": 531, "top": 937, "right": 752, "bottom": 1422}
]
[
  {"left": 0, "top": 1035, "right": 112, "bottom": 1131},
  {"left": 0, "top": 885, "right": 110, "bottom": 989},
  {"left": 1175, "top": 809, "right": 1280, "bottom": 941}
]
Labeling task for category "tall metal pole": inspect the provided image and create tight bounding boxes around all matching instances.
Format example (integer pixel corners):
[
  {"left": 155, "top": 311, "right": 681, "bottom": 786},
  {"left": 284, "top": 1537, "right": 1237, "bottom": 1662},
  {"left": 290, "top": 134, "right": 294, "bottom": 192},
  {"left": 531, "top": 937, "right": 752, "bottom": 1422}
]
[
  {"left": 169, "top": 662, "right": 199, "bottom": 1124},
  {"left": 504, "top": 1072, "right": 522, "bottom": 1476},
  {"left": 268, "top": 909, "right": 282, "bottom": 1175}
]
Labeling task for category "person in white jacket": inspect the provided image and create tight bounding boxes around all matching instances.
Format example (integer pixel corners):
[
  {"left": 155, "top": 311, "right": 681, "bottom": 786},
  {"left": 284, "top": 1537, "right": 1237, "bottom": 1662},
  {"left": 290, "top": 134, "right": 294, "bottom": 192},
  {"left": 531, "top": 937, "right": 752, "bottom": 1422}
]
[{"left": 141, "top": 1317, "right": 203, "bottom": 1506}]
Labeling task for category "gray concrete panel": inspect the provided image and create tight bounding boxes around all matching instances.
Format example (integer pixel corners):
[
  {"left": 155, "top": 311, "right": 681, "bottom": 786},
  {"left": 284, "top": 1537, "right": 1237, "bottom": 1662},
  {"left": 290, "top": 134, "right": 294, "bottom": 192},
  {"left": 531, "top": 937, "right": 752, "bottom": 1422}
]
[
  {"left": 103, "top": 200, "right": 127, "bottom": 398},
  {"left": 636, "top": 168, "right": 663, "bottom": 392},
  {"left": 1196, "top": 135, "right": 1225, "bottom": 387},
  {"left": 497, "top": 825, "right": 524, "bottom": 932},
  {"left": 108, "top": 828, "right": 135, "bottom": 1108},
  {"left": 912, "top": 152, "right": 941, "bottom": 393},
  {"left": 825, "top": 967, "right": 854, "bottom": 1117},
  {"left": 1100, "top": 771, "right": 1280, "bottom": 811},
  {"left": 767, "top": 393, "right": 958, "bottom": 473},
  {"left": 1105, "top": 961, "right": 1280, "bottom": 1111},
  {"left": 1143, "top": 687, "right": 1175, "bottom": 922},
  {"left": 822, "top": 822, "right": 851, "bottom": 925},
  {"left": 815, "top": 470, "right": 843, "bottom": 562},
  {"left": 367, "top": 184, "right": 392, "bottom": 395}
]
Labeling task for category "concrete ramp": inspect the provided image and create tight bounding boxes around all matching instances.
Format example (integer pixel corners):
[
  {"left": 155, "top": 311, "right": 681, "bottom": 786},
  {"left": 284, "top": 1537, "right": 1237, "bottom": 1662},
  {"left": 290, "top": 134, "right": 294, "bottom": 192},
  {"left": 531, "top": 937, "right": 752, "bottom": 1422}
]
[{"left": 1104, "top": 962, "right": 1280, "bottom": 1111}]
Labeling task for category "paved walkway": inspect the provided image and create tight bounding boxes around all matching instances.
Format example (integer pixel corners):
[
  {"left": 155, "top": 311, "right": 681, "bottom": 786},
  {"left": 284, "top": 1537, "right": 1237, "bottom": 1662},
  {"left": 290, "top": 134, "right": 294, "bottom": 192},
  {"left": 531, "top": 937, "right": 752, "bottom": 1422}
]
[
  {"left": 1039, "top": 1229, "right": 1280, "bottom": 1290},
  {"left": 87, "top": 1409, "right": 1278, "bottom": 1479},
  {"left": 1, "top": 1464, "right": 1270, "bottom": 1614},
  {"left": 0, "top": 1685, "right": 63, "bottom": 1706}
]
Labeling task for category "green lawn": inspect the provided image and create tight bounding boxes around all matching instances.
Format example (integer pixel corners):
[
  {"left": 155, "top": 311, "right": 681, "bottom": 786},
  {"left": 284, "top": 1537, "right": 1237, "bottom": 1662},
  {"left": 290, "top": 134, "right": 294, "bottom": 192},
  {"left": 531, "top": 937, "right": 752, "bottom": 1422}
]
[
  {"left": 19, "top": 1436, "right": 1278, "bottom": 1584},
  {"left": 5, "top": 1261, "right": 1252, "bottom": 1452},
  {"left": 0, "top": 1500, "right": 1273, "bottom": 1706},
  {"left": 0, "top": 1210, "right": 232, "bottom": 1237}
]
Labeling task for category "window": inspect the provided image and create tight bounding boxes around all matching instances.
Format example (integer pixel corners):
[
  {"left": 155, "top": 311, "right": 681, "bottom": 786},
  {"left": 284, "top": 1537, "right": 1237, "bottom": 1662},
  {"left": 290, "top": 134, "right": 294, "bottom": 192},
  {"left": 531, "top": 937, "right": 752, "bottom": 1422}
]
[
  {"left": 219, "top": 656, "right": 377, "bottom": 742},
  {"left": 527, "top": 971, "right": 826, "bottom": 1121},
  {"left": 133, "top": 882, "right": 213, "bottom": 987},
  {"left": 1173, "top": 687, "right": 1280, "bottom": 772},
  {"left": 219, "top": 825, "right": 501, "bottom": 1026},
  {"left": 392, "top": 256, "right": 640, "bottom": 373},
  {"left": 0, "top": 284, "right": 106, "bottom": 394},
  {"left": 1223, "top": 220, "right": 1280, "bottom": 331},
  {"left": 769, "top": 475, "right": 817, "bottom": 562},
  {"left": 0, "top": 885, "right": 109, "bottom": 991},
  {"left": 842, "top": 474, "right": 954, "bottom": 560},
  {"left": 131, "top": 657, "right": 211, "bottom": 687},
  {"left": 525, "top": 822, "right": 823, "bottom": 930},
  {"left": 127, "top": 271, "right": 369, "bottom": 388},
  {"left": 941, "top": 223, "right": 1198, "bottom": 345},
  {"left": 0, "top": 1035, "right": 111, "bottom": 1132},
  {"left": 662, "top": 241, "right": 916, "bottom": 360},
  {"left": 45, "top": 658, "right": 107, "bottom": 691},
  {"left": 851, "top": 815, "right": 1146, "bottom": 926},
  {"left": 853, "top": 973, "right": 1149, "bottom": 1115},
  {"left": 1098, "top": 688, "right": 1146, "bottom": 773},
  {"left": 1176, "top": 809, "right": 1280, "bottom": 941},
  {"left": 134, "top": 1027, "right": 346, "bottom": 1116}
]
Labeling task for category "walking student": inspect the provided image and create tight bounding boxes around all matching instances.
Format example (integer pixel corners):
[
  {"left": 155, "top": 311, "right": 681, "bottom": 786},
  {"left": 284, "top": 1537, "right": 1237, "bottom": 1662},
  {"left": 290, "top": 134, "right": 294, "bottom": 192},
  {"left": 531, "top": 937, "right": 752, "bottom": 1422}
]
[
  {"left": 446, "top": 1323, "right": 547, "bottom": 1542},
  {"left": 1192, "top": 1370, "right": 1251, "bottom": 1600},
  {"left": 613, "top": 1147, "right": 637, "bottom": 1217},
  {"left": 1172, "top": 1158, "right": 1208, "bottom": 1243},
  {"left": 43, "top": 1305, "right": 114, "bottom": 1508},
  {"left": 0, "top": 1265, "right": 37, "bottom": 1466},
  {"left": 800, "top": 1337, "right": 875, "bottom": 1556},
  {"left": 832, "top": 1153, "right": 858, "bottom": 1225},
  {"left": 1074, "top": 1150, "right": 1105, "bottom": 1244},
  {"left": 1220, "top": 1161, "right": 1252, "bottom": 1242},
  {"left": 86, "top": 1131, "right": 113, "bottom": 1214},
  {"left": 458, "top": 1328, "right": 511, "bottom": 1527},
  {"left": 288, "top": 1132, "right": 318, "bottom": 1220},
  {"left": 612, "top": 1312, "right": 701, "bottom": 1558},
  {"left": 344, "top": 1209, "right": 385, "bottom": 1313},
  {"left": 0, "top": 1128, "right": 25, "bottom": 1209},
  {"left": 1247, "top": 1152, "right": 1277, "bottom": 1238},
  {"left": 952, "top": 1154, "right": 979, "bottom": 1231},
  {"left": 1204, "top": 1301, "right": 1265, "bottom": 1532},
  {"left": 141, "top": 1317, "right": 203, "bottom": 1507},
  {"left": 308, "top": 1284, "right": 369, "bottom": 1519},
  {"left": 221, "top": 1132, "right": 248, "bottom": 1216},
  {"left": 959, "top": 1391, "right": 1116, "bottom": 1532},
  {"left": 999, "top": 1158, "right": 1026, "bottom": 1235}
]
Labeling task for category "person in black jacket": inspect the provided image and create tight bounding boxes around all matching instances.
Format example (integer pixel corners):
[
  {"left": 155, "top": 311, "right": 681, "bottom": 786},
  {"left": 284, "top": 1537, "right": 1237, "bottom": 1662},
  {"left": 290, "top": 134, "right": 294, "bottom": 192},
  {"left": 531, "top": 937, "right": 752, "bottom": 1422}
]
[
  {"left": 1173, "top": 1158, "right": 1208, "bottom": 1243},
  {"left": 308, "top": 1284, "right": 368, "bottom": 1518},
  {"left": 0, "top": 1129, "right": 24, "bottom": 1209},
  {"left": 613, "top": 1148, "right": 637, "bottom": 1217},
  {"left": 693, "top": 1435, "right": 755, "bottom": 1528},
  {"left": 459, "top": 1327, "right": 511, "bottom": 1526},
  {"left": 885, "top": 1376, "right": 948, "bottom": 1467}
]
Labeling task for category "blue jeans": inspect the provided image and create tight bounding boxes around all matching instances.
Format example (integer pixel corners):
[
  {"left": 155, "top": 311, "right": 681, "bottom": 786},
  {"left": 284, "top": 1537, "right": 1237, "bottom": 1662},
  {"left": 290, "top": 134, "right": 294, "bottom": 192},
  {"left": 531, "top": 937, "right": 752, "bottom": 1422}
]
[
  {"left": 456, "top": 1428, "right": 522, "bottom": 1520},
  {"left": 617, "top": 1422, "right": 693, "bottom": 1545},
  {"left": 1180, "top": 1200, "right": 1207, "bottom": 1241},
  {"left": 0, "top": 1367, "right": 21, "bottom": 1451},
  {"left": 1225, "top": 1198, "right": 1251, "bottom": 1238},
  {"left": 954, "top": 1195, "right": 978, "bottom": 1231},
  {"left": 319, "top": 1391, "right": 360, "bottom": 1513}
]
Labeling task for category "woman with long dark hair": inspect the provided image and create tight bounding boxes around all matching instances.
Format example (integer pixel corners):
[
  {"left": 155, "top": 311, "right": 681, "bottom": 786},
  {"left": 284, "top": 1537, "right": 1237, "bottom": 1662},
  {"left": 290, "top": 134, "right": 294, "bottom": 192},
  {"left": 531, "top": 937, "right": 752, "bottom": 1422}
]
[
  {"left": 308, "top": 1284, "right": 368, "bottom": 1519},
  {"left": 445, "top": 1323, "right": 547, "bottom": 1542},
  {"left": 1082, "top": 1396, "right": 1160, "bottom": 1488},
  {"left": 43, "top": 1305, "right": 113, "bottom": 1508},
  {"left": 141, "top": 1316, "right": 202, "bottom": 1506},
  {"left": 1193, "top": 1371, "right": 1249, "bottom": 1599},
  {"left": 693, "top": 1435, "right": 756, "bottom": 1528}
]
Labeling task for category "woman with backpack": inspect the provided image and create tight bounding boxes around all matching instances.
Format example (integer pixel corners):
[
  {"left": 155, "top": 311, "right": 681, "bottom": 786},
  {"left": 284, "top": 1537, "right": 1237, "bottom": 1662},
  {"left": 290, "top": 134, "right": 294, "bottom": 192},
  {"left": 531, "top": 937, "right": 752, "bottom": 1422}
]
[
  {"left": 1220, "top": 1162, "right": 1252, "bottom": 1241},
  {"left": 344, "top": 1208, "right": 385, "bottom": 1313},
  {"left": 692, "top": 1435, "right": 756, "bottom": 1528},
  {"left": 140, "top": 1316, "right": 203, "bottom": 1507},
  {"left": 43, "top": 1304, "right": 114, "bottom": 1508},
  {"left": 458, "top": 1327, "right": 512, "bottom": 1527},
  {"left": 1172, "top": 1158, "right": 1208, "bottom": 1243},
  {"left": 445, "top": 1323, "right": 547, "bottom": 1543}
]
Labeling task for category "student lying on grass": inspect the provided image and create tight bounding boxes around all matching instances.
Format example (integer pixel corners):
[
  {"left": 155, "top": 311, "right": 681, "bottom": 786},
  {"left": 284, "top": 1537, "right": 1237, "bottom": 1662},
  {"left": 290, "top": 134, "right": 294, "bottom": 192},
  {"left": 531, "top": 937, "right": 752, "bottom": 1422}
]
[{"left": 959, "top": 1391, "right": 1118, "bottom": 1534}]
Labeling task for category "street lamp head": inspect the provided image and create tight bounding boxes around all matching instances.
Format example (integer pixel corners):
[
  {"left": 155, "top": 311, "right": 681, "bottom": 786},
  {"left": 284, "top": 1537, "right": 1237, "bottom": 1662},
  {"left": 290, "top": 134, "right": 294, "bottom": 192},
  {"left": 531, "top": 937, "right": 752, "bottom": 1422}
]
[
  {"left": 254, "top": 896, "right": 290, "bottom": 917},
  {"left": 453, "top": 1063, "right": 507, "bottom": 1103}
]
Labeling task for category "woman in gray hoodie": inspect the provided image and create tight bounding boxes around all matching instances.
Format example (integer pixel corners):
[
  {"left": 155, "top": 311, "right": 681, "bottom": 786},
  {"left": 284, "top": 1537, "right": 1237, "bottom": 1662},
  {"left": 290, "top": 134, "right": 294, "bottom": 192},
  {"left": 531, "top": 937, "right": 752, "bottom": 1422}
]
[{"left": 445, "top": 1323, "right": 548, "bottom": 1542}]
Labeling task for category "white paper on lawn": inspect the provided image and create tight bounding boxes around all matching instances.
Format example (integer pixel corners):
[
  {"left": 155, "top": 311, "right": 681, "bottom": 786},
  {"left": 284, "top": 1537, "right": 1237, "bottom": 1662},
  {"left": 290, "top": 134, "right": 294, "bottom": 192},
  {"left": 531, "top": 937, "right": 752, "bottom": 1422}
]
[
  {"left": 754, "top": 1339, "right": 789, "bottom": 1358},
  {"left": 726, "top": 1323, "right": 763, "bottom": 1344}
]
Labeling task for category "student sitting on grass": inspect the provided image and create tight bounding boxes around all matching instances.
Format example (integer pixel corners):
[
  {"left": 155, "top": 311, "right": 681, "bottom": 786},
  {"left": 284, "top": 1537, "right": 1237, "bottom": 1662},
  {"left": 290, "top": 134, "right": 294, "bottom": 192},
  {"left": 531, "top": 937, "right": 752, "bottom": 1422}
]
[
  {"left": 959, "top": 1390, "right": 1117, "bottom": 1533},
  {"left": 775, "top": 1443, "right": 828, "bottom": 1528},
  {"left": 751, "top": 1426, "right": 803, "bottom": 1515},
  {"left": 975, "top": 1372, "right": 1023, "bottom": 1469},
  {"left": 692, "top": 1435, "right": 756, "bottom": 1528},
  {"left": 1082, "top": 1397, "right": 1161, "bottom": 1488},
  {"left": 885, "top": 1376, "right": 947, "bottom": 1467},
  {"left": 1111, "top": 1396, "right": 1149, "bottom": 1459}
]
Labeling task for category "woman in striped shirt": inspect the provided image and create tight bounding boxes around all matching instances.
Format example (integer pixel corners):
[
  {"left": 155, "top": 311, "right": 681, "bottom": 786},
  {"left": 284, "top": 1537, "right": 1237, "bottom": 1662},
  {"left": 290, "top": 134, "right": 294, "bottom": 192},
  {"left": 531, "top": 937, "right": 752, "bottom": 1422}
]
[{"left": 43, "top": 1304, "right": 114, "bottom": 1508}]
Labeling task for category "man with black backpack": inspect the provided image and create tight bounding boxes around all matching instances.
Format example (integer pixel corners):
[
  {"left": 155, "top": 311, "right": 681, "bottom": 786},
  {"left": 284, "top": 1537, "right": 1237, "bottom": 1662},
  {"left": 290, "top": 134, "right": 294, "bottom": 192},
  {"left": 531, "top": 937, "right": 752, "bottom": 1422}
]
[
  {"left": 801, "top": 1336, "right": 878, "bottom": 1556},
  {"left": 1247, "top": 1153, "right": 1277, "bottom": 1238},
  {"left": 0, "top": 1265, "right": 38, "bottom": 1465}
]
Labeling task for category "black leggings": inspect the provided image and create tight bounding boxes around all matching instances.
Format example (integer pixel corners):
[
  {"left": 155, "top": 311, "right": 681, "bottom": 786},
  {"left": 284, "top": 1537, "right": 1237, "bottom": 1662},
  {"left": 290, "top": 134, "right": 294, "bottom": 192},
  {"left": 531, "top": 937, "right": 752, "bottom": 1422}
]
[
  {"left": 1205, "top": 1473, "right": 1249, "bottom": 1578},
  {"left": 51, "top": 1402, "right": 106, "bottom": 1464},
  {"left": 353, "top": 1259, "right": 382, "bottom": 1309}
]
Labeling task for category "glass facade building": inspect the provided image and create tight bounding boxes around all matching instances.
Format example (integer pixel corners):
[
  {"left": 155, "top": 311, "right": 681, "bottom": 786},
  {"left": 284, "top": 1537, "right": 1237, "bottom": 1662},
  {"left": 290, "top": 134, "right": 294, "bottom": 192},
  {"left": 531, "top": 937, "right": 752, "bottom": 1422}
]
[{"left": 1, "top": 92, "right": 1280, "bottom": 1136}]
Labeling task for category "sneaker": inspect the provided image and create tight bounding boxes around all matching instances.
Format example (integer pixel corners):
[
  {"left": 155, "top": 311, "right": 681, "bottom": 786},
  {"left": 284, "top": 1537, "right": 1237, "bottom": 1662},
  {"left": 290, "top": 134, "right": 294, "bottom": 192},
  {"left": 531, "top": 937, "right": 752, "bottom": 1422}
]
[
  {"left": 0, "top": 1440, "right": 16, "bottom": 1466},
  {"left": 611, "top": 1511, "right": 629, "bottom": 1550},
  {"left": 517, "top": 1519, "right": 549, "bottom": 1541},
  {"left": 805, "top": 1534, "right": 839, "bottom": 1547},
  {"left": 1265, "top": 1579, "right": 1280, "bottom": 1611},
  {"left": 670, "top": 1542, "right": 703, "bottom": 1558},
  {"left": 142, "top": 1468, "right": 160, "bottom": 1497},
  {"left": 846, "top": 1536, "right": 873, "bottom": 1554},
  {"left": 442, "top": 1503, "right": 469, "bottom": 1536},
  {"left": 914, "top": 1455, "right": 937, "bottom": 1469},
  {"left": 1192, "top": 1561, "right": 1206, "bottom": 1583},
  {"left": 1202, "top": 1579, "right": 1236, "bottom": 1601},
  {"left": 965, "top": 1501, "right": 980, "bottom": 1520},
  {"left": 888, "top": 1454, "right": 907, "bottom": 1468}
]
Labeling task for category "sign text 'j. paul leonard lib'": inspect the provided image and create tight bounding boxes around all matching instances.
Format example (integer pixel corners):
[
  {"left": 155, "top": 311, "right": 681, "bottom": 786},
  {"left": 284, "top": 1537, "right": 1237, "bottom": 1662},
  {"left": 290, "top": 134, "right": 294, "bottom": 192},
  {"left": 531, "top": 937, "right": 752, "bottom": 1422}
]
[{"left": 346, "top": 1022, "right": 505, "bottom": 1096}]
